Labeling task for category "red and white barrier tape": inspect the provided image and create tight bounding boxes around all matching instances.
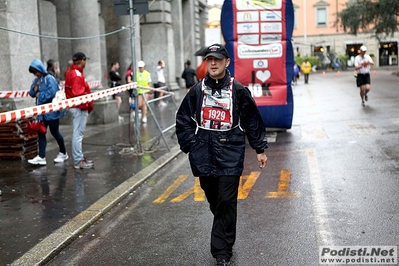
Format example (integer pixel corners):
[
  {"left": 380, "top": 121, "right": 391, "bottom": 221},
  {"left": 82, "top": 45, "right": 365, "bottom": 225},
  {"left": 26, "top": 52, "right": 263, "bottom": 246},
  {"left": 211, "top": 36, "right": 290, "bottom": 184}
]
[
  {"left": 0, "top": 83, "right": 175, "bottom": 124},
  {"left": 0, "top": 83, "right": 136, "bottom": 124},
  {"left": 0, "top": 90, "right": 31, "bottom": 99},
  {"left": 0, "top": 80, "right": 102, "bottom": 99}
]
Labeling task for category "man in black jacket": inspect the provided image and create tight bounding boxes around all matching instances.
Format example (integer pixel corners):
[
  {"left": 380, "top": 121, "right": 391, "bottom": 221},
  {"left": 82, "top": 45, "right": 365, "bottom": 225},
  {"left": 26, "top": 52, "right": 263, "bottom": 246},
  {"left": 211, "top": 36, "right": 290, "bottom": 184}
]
[
  {"left": 176, "top": 43, "right": 268, "bottom": 266},
  {"left": 109, "top": 62, "right": 123, "bottom": 114},
  {"left": 181, "top": 60, "right": 197, "bottom": 93}
]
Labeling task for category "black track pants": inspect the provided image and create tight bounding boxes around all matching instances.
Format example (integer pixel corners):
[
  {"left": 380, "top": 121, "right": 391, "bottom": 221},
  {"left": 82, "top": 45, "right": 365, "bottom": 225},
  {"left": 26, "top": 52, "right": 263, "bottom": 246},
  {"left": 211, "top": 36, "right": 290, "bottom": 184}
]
[{"left": 199, "top": 175, "right": 240, "bottom": 260}]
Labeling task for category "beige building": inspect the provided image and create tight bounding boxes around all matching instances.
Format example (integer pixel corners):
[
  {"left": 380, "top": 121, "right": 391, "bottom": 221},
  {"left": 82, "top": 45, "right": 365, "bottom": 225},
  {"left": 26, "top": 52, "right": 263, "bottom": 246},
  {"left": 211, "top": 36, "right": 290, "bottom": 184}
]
[{"left": 292, "top": 0, "right": 399, "bottom": 67}]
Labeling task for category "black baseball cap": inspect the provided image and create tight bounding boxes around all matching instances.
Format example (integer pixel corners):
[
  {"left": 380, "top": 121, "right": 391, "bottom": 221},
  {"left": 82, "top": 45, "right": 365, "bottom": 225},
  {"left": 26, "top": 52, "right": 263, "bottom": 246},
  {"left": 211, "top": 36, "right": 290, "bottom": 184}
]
[
  {"left": 72, "top": 52, "right": 89, "bottom": 61},
  {"left": 203, "top": 44, "right": 229, "bottom": 59}
]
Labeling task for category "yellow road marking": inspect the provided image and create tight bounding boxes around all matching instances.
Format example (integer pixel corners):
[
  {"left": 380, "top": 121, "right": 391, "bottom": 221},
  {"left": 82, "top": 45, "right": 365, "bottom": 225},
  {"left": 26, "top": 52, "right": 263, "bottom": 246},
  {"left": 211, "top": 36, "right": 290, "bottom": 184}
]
[
  {"left": 153, "top": 174, "right": 189, "bottom": 203},
  {"left": 154, "top": 172, "right": 263, "bottom": 203},
  {"left": 238, "top": 171, "right": 261, "bottom": 199},
  {"left": 171, "top": 187, "right": 194, "bottom": 202},
  {"left": 171, "top": 177, "right": 205, "bottom": 202},
  {"left": 266, "top": 169, "right": 298, "bottom": 198},
  {"left": 193, "top": 177, "right": 205, "bottom": 201}
]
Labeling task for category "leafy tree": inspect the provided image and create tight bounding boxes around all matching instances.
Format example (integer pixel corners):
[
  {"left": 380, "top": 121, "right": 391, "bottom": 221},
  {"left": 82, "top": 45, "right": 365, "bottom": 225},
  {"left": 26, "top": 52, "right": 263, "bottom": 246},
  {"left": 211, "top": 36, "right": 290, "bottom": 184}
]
[{"left": 336, "top": 0, "right": 399, "bottom": 40}]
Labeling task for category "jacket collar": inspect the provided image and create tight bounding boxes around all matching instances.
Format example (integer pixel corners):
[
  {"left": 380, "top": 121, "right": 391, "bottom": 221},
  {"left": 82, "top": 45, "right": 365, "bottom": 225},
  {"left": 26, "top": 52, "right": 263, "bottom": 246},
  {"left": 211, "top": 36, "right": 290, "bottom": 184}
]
[{"left": 71, "top": 64, "right": 84, "bottom": 73}]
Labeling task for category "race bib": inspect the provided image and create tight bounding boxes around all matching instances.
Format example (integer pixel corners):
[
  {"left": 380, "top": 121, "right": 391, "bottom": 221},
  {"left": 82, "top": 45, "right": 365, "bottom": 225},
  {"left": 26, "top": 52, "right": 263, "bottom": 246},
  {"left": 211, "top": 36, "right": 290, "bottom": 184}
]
[
  {"left": 203, "top": 107, "right": 231, "bottom": 123},
  {"left": 200, "top": 79, "right": 234, "bottom": 130}
]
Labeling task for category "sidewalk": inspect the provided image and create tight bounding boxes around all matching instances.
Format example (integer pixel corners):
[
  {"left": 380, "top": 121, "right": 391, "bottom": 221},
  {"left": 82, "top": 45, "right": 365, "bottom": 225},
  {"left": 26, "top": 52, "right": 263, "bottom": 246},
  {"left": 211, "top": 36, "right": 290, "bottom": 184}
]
[{"left": 0, "top": 89, "right": 185, "bottom": 265}]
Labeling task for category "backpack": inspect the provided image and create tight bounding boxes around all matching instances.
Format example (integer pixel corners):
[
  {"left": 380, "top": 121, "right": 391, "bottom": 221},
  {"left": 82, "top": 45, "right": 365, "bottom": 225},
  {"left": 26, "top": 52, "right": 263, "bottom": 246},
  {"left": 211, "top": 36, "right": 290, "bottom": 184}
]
[{"left": 49, "top": 74, "right": 66, "bottom": 103}]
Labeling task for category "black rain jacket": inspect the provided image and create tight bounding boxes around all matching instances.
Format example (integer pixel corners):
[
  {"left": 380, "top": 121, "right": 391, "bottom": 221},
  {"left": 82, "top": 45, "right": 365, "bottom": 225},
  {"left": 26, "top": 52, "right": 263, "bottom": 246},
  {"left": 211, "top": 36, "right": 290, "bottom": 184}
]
[{"left": 176, "top": 71, "right": 268, "bottom": 177}]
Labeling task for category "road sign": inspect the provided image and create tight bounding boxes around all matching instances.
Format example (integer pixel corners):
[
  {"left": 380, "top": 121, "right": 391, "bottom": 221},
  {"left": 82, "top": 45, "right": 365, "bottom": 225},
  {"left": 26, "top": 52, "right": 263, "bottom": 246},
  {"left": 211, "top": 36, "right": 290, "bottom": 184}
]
[{"left": 114, "top": 0, "right": 149, "bottom": 16}]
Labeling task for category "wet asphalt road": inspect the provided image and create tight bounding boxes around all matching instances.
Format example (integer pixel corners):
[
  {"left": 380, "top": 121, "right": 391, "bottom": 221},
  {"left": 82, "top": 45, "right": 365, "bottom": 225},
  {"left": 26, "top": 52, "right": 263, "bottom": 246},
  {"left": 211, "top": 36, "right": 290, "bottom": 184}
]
[{"left": 43, "top": 69, "right": 399, "bottom": 266}]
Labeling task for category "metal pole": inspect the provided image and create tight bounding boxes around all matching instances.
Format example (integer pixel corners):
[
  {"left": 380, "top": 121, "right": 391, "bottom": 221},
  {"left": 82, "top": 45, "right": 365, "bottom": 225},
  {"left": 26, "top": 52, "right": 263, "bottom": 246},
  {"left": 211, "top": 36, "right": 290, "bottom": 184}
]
[{"left": 129, "top": 0, "right": 142, "bottom": 154}]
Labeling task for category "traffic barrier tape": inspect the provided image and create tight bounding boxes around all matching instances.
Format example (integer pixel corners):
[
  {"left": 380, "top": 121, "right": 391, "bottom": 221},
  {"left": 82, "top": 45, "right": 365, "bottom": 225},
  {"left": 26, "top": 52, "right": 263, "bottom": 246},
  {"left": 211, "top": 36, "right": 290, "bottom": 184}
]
[
  {"left": 0, "top": 83, "right": 134, "bottom": 124},
  {"left": 0, "top": 80, "right": 102, "bottom": 99},
  {"left": 0, "top": 90, "right": 30, "bottom": 99},
  {"left": 0, "top": 83, "right": 174, "bottom": 124}
]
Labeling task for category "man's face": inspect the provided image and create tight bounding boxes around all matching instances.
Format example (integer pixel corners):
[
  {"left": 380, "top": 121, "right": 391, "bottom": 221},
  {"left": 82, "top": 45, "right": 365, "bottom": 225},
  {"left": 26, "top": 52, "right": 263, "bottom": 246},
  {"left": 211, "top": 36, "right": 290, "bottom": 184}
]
[
  {"left": 76, "top": 58, "right": 87, "bottom": 69},
  {"left": 139, "top": 66, "right": 144, "bottom": 73},
  {"left": 206, "top": 56, "right": 230, "bottom": 80}
]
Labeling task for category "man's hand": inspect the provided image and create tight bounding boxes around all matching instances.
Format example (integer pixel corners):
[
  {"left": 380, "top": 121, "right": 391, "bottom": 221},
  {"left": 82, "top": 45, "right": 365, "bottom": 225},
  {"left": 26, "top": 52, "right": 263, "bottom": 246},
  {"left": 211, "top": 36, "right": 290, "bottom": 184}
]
[{"left": 257, "top": 153, "right": 267, "bottom": 169}]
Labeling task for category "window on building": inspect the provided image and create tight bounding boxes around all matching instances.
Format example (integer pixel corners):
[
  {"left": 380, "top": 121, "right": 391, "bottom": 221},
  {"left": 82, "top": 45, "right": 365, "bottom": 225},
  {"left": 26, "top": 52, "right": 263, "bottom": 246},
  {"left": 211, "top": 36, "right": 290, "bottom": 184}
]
[
  {"left": 317, "top": 8, "right": 327, "bottom": 27},
  {"left": 314, "top": 0, "right": 329, "bottom": 27}
]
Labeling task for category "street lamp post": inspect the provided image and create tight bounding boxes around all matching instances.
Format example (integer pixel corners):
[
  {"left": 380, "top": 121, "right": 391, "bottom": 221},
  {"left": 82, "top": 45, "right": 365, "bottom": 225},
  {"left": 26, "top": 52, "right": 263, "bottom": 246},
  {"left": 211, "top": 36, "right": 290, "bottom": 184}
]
[{"left": 128, "top": 0, "right": 142, "bottom": 154}]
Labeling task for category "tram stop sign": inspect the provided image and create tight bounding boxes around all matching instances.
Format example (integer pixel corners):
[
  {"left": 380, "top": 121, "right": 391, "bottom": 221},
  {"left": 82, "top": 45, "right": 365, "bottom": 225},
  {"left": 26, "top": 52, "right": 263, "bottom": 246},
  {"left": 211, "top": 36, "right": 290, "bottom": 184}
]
[{"left": 114, "top": 0, "right": 149, "bottom": 16}]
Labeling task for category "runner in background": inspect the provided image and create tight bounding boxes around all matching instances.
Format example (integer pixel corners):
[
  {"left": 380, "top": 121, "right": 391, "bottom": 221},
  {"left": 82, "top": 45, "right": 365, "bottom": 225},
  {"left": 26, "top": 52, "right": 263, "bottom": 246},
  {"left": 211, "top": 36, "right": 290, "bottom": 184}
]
[
  {"left": 355, "top": 45, "right": 374, "bottom": 106},
  {"left": 156, "top": 60, "right": 167, "bottom": 107},
  {"left": 136, "top": 60, "right": 152, "bottom": 123}
]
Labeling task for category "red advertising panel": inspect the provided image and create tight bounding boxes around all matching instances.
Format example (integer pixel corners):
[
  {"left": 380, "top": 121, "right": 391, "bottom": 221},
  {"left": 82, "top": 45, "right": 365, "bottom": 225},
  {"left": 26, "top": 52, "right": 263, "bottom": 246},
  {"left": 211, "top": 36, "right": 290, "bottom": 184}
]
[{"left": 221, "top": 0, "right": 294, "bottom": 129}]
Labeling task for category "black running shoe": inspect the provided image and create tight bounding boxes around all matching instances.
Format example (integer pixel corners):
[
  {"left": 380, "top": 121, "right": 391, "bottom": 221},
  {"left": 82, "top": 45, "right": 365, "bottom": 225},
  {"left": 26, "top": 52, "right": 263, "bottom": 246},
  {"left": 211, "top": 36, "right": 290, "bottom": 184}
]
[{"left": 216, "top": 258, "right": 230, "bottom": 266}]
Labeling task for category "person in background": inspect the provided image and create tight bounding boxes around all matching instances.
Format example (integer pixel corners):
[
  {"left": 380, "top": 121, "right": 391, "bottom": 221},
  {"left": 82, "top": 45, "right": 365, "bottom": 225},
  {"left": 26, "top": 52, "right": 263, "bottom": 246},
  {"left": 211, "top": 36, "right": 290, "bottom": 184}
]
[
  {"left": 292, "top": 62, "right": 300, "bottom": 85},
  {"left": 64, "top": 60, "right": 73, "bottom": 81},
  {"left": 301, "top": 58, "right": 312, "bottom": 84},
  {"left": 355, "top": 45, "right": 374, "bottom": 106},
  {"left": 46, "top": 59, "right": 61, "bottom": 84},
  {"left": 125, "top": 63, "right": 134, "bottom": 98},
  {"left": 196, "top": 58, "right": 207, "bottom": 81},
  {"left": 181, "top": 60, "right": 197, "bottom": 93},
  {"left": 176, "top": 43, "right": 268, "bottom": 266},
  {"left": 65, "top": 52, "right": 94, "bottom": 169},
  {"left": 156, "top": 60, "right": 167, "bottom": 107},
  {"left": 27, "top": 59, "right": 68, "bottom": 165},
  {"left": 109, "top": 62, "right": 123, "bottom": 114},
  {"left": 136, "top": 60, "right": 152, "bottom": 123}
]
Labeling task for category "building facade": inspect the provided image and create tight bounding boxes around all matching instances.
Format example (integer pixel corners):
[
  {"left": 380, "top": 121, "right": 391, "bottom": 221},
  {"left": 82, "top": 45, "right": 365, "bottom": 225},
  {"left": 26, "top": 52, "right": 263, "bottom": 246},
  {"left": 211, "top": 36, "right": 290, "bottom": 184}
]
[
  {"left": 292, "top": 0, "right": 399, "bottom": 68},
  {"left": 0, "top": 0, "right": 208, "bottom": 110}
]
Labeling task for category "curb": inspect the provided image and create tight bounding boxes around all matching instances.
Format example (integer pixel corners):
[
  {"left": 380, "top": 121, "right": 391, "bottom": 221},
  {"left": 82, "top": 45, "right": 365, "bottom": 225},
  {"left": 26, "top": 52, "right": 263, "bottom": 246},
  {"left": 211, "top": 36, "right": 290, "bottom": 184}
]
[{"left": 11, "top": 145, "right": 182, "bottom": 266}]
